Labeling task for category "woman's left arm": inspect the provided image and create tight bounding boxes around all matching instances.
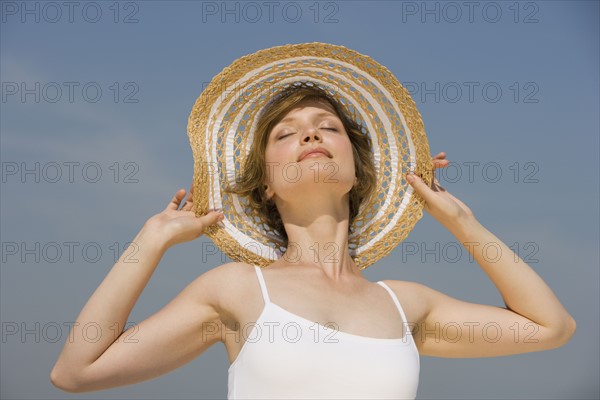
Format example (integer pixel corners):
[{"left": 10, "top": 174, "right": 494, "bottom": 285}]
[{"left": 405, "top": 152, "right": 576, "bottom": 357}]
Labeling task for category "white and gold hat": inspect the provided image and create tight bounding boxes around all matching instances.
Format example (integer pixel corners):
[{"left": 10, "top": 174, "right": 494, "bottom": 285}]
[{"left": 187, "top": 42, "right": 433, "bottom": 269}]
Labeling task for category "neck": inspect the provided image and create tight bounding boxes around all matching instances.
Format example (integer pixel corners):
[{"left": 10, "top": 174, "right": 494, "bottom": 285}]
[{"left": 275, "top": 193, "right": 362, "bottom": 281}]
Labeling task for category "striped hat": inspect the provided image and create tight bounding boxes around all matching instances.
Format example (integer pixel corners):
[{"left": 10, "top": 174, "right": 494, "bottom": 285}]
[{"left": 187, "top": 42, "right": 433, "bottom": 269}]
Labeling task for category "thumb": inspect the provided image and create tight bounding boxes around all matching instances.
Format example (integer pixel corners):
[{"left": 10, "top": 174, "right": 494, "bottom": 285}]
[
  {"left": 406, "top": 173, "right": 435, "bottom": 203},
  {"left": 198, "top": 210, "right": 225, "bottom": 230}
]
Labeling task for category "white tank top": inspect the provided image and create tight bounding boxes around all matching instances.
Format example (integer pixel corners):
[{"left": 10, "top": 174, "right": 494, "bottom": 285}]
[{"left": 227, "top": 265, "right": 420, "bottom": 399}]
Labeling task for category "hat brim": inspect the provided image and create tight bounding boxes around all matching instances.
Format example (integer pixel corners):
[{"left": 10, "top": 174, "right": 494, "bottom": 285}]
[{"left": 188, "top": 42, "right": 432, "bottom": 269}]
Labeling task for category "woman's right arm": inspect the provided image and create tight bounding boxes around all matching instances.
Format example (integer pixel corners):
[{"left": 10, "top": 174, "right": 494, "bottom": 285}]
[{"left": 50, "top": 188, "right": 226, "bottom": 392}]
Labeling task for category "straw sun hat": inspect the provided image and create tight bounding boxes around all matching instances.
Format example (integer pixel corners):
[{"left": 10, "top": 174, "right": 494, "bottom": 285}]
[{"left": 187, "top": 42, "right": 433, "bottom": 270}]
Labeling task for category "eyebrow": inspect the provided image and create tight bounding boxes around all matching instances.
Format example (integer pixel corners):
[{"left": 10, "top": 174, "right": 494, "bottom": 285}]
[{"left": 277, "top": 111, "right": 339, "bottom": 125}]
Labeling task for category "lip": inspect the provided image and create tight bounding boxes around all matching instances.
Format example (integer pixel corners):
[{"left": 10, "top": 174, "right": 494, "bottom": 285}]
[{"left": 298, "top": 148, "right": 332, "bottom": 162}]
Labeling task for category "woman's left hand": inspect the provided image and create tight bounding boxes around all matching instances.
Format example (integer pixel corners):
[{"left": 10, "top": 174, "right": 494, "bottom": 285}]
[{"left": 406, "top": 152, "right": 475, "bottom": 228}]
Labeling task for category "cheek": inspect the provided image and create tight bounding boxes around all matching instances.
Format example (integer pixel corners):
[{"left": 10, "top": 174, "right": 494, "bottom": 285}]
[
  {"left": 314, "top": 138, "right": 356, "bottom": 186},
  {"left": 339, "top": 139, "right": 357, "bottom": 175},
  {"left": 264, "top": 143, "right": 282, "bottom": 167},
  {"left": 264, "top": 146, "right": 287, "bottom": 187}
]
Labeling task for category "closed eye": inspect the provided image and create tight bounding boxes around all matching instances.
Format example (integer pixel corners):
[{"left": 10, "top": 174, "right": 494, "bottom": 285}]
[{"left": 277, "top": 127, "right": 337, "bottom": 140}]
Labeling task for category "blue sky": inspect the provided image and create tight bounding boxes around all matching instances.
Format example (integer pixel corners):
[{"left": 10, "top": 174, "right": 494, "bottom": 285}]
[{"left": 1, "top": 1, "right": 598, "bottom": 399}]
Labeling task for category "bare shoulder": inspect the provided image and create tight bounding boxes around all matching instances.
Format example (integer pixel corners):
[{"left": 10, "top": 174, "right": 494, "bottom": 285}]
[
  {"left": 190, "top": 261, "right": 255, "bottom": 288},
  {"left": 185, "top": 262, "right": 255, "bottom": 308},
  {"left": 190, "top": 262, "right": 254, "bottom": 299},
  {"left": 378, "top": 279, "right": 435, "bottom": 326}
]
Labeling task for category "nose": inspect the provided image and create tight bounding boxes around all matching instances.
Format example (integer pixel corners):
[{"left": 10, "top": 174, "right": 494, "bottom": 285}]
[{"left": 302, "top": 128, "right": 322, "bottom": 143}]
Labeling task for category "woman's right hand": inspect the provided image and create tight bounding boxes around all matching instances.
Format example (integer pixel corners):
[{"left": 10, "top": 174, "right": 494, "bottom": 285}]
[{"left": 143, "top": 185, "right": 224, "bottom": 250}]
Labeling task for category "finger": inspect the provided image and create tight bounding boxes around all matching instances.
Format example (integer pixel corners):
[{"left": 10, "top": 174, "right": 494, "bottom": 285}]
[
  {"left": 182, "top": 185, "right": 195, "bottom": 211},
  {"left": 406, "top": 173, "right": 436, "bottom": 204},
  {"left": 431, "top": 152, "right": 448, "bottom": 170},
  {"left": 196, "top": 210, "right": 224, "bottom": 230},
  {"left": 432, "top": 151, "right": 447, "bottom": 161},
  {"left": 167, "top": 189, "right": 186, "bottom": 210},
  {"left": 432, "top": 159, "right": 449, "bottom": 169}
]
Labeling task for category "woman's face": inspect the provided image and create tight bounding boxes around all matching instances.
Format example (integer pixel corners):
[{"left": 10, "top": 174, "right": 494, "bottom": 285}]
[{"left": 263, "top": 98, "right": 356, "bottom": 204}]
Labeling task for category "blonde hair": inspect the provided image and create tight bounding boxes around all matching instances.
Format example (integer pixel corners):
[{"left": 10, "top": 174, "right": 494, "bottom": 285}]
[{"left": 226, "top": 84, "right": 376, "bottom": 245}]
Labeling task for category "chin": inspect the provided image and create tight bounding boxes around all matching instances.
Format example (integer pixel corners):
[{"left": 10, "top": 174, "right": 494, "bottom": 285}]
[
  {"left": 278, "top": 168, "right": 354, "bottom": 200},
  {"left": 269, "top": 159, "right": 355, "bottom": 201},
  {"left": 296, "top": 159, "right": 355, "bottom": 184}
]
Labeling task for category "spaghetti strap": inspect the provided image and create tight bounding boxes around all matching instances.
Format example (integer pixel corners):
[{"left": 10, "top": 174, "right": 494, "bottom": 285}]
[
  {"left": 377, "top": 281, "right": 410, "bottom": 329},
  {"left": 253, "top": 265, "right": 270, "bottom": 304}
]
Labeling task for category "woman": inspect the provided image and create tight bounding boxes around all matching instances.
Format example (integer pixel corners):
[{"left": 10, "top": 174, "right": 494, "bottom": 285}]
[{"left": 50, "top": 44, "right": 576, "bottom": 399}]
